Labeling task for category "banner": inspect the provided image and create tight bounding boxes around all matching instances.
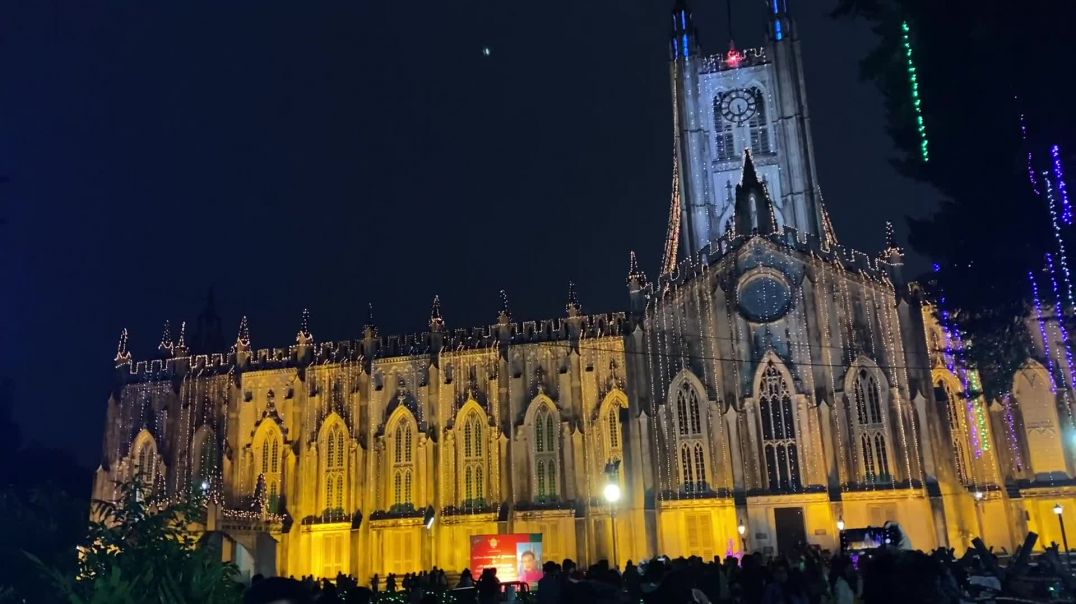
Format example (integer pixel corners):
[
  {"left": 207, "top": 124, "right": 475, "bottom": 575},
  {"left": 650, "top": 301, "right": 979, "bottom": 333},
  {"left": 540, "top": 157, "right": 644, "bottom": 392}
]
[{"left": 469, "top": 533, "right": 544, "bottom": 584}]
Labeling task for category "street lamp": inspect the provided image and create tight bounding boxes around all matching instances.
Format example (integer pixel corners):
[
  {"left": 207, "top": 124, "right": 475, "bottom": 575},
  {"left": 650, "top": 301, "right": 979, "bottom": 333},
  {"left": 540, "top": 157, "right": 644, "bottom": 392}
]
[
  {"left": 1054, "top": 503, "right": 1070, "bottom": 568},
  {"left": 837, "top": 517, "right": 845, "bottom": 532},
  {"left": 737, "top": 520, "right": 747, "bottom": 553},
  {"left": 603, "top": 482, "right": 621, "bottom": 567},
  {"left": 973, "top": 490, "right": 985, "bottom": 541}
]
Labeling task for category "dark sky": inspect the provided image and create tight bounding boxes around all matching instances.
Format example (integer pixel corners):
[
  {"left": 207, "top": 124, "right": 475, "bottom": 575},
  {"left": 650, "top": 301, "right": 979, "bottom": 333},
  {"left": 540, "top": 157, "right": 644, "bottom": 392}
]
[{"left": 1, "top": 1, "right": 935, "bottom": 468}]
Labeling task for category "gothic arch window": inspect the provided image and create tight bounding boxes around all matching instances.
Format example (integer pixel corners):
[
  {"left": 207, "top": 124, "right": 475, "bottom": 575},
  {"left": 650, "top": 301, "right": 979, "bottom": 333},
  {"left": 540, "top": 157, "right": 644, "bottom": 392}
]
[
  {"left": 757, "top": 360, "right": 801, "bottom": 491},
  {"left": 458, "top": 406, "right": 487, "bottom": 506},
  {"left": 254, "top": 423, "right": 284, "bottom": 512},
  {"left": 850, "top": 365, "right": 891, "bottom": 483},
  {"left": 601, "top": 393, "right": 627, "bottom": 484},
  {"left": 713, "top": 95, "right": 736, "bottom": 161},
  {"left": 192, "top": 428, "right": 218, "bottom": 491},
  {"left": 671, "top": 377, "right": 709, "bottom": 493},
  {"left": 389, "top": 413, "right": 417, "bottom": 511},
  {"left": 320, "top": 419, "right": 348, "bottom": 514},
  {"left": 934, "top": 373, "right": 972, "bottom": 484},
  {"left": 530, "top": 399, "right": 560, "bottom": 502},
  {"left": 748, "top": 88, "right": 771, "bottom": 155},
  {"left": 132, "top": 431, "right": 159, "bottom": 492}
]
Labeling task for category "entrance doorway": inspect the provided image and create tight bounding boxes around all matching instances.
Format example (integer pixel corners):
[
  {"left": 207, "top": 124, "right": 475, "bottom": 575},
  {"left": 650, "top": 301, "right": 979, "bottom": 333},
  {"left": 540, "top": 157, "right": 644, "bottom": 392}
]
[{"left": 774, "top": 507, "right": 806, "bottom": 555}]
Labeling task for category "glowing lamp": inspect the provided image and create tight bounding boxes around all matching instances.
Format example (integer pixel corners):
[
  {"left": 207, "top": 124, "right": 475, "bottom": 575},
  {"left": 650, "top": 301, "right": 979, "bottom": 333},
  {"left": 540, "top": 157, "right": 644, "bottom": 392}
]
[
  {"left": 1055, "top": 503, "right": 1064, "bottom": 516},
  {"left": 974, "top": 491, "right": 984, "bottom": 501},
  {"left": 603, "top": 483, "right": 622, "bottom": 504},
  {"left": 837, "top": 517, "right": 845, "bottom": 532},
  {"left": 737, "top": 523, "right": 746, "bottom": 536}
]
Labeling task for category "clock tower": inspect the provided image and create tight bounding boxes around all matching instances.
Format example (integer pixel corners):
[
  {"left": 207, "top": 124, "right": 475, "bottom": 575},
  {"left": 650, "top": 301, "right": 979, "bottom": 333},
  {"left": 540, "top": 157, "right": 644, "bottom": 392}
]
[{"left": 666, "top": 0, "right": 825, "bottom": 270}]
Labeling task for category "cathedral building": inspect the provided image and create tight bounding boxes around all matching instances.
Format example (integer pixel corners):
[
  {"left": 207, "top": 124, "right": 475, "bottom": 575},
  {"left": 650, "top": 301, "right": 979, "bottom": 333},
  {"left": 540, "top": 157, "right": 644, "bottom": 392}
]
[{"left": 93, "top": 0, "right": 1076, "bottom": 579}]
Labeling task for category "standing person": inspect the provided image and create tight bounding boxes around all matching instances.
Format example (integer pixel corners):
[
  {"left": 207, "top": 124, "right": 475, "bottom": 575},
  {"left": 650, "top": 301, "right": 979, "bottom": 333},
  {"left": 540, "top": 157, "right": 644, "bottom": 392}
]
[
  {"left": 537, "top": 561, "right": 562, "bottom": 604},
  {"left": 761, "top": 561, "right": 791, "bottom": 604},
  {"left": 457, "top": 569, "right": 475, "bottom": 589},
  {"left": 477, "top": 568, "right": 501, "bottom": 604},
  {"left": 370, "top": 574, "right": 379, "bottom": 595},
  {"left": 386, "top": 573, "right": 397, "bottom": 593},
  {"left": 829, "top": 557, "right": 856, "bottom": 604}
]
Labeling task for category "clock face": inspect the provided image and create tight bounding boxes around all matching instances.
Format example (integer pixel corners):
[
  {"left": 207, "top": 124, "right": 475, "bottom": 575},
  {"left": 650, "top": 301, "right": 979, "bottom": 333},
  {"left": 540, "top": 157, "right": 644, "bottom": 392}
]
[{"left": 720, "top": 89, "right": 758, "bottom": 125}]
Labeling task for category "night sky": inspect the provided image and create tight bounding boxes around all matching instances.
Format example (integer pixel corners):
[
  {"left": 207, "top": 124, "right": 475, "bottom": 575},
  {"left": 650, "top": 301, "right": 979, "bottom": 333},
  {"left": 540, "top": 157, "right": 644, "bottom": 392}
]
[{"left": 1, "top": 1, "right": 935, "bottom": 468}]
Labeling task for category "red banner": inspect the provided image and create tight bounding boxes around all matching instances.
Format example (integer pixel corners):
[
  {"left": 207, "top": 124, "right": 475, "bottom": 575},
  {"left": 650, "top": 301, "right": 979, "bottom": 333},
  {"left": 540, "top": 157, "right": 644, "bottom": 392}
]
[{"left": 468, "top": 533, "right": 544, "bottom": 584}]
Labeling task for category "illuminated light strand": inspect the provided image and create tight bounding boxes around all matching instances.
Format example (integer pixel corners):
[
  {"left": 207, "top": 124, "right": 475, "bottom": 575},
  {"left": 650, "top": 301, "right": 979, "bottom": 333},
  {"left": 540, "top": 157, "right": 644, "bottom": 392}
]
[
  {"left": 1051, "top": 145, "right": 1072, "bottom": 225},
  {"left": 935, "top": 287, "right": 974, "bottom": 480},
  {"left": 900, "top": 20, "right": 929, "bottom": 162},
  {"left": 1045, "top": 253, "right": 1076, "bottom": 393},
  {"left": 1043, "top": 172, "right": 1076, "bottom": 308},
  {"left": 1002, "top": 394, "right": 1025, "bottom": 474},
  {"left": 1029, "top": 270, "right": 1059, "bottom": 393},
  {"left": 1019, "top": 112, "right": 1041, "bottom": 196}
]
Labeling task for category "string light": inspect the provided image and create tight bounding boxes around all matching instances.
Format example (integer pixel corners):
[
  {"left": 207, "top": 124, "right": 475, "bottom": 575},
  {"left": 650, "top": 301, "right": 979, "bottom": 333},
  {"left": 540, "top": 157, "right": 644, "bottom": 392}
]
[
  {"left": 1029, "top": 270, "right": 1059, "bottom": 393},
  {"left": 900, "top": 20, "right": 929, "bottom": 162},
  {"left": 1051, "top": 145, "right": 1072, "bottom": 225}
]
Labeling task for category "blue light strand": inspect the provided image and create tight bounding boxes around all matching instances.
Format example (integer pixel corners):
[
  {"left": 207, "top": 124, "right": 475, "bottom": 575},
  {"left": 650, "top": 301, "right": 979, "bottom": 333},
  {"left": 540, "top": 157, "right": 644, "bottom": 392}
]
[
  {"left": 1029, "top": 270, "right": 1059, "bottom": 393},
  {"left": 937, "top": 285, "right": 983, "bottom": 459},
  {"left": 1051, "top": 145, "right": 1072, "bottom": 225},
  {"left": 1042, "top": 171, "right": 1076, "bottom": 310},
  {"left": 1045, "top": 253, "right": 1076, "bottom": 393}
]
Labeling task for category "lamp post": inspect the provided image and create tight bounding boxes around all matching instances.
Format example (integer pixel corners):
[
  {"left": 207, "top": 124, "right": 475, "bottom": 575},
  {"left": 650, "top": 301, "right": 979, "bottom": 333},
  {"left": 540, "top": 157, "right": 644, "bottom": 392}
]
[
  {"left": 973, "top": 490, "right": 985, "bottom": 541},
  {"left": 737, "top": 520, "right": 747, "bottom": 554},
  {"left": 1054, "top": 503, "right": 1070, "bottom": 568},
  {"left": 603, "top": 482, "right": 621, "bottom": 568}
]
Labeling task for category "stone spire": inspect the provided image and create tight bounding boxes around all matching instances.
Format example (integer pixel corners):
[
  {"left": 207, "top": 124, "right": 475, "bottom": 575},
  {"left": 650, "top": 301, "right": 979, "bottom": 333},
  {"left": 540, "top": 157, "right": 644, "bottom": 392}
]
[
  {"left": 114, "top": 328, "right": 131, "bottom": 367},
  {"left": 234, "top": 316, "right": 251, "bottom": 352},
  {"left": 430, "top": 295, "right": 444, "bottom": 328},
  {"left": 734, "top": 150, "right": 777, "bottom": 236},
  {"left": 497, "top": 290, "right": 511, "bottom": 324},
  {"left": 565, "top": 282, "right": 581, "bottom": 317},
  {"left": 157, "top": 320, "right": 173, "bottom": 357},
  {"left": 881, "top": 221, "right": 906, "bottom": 287},
  {"left": 295, "top": 308, "right": 314, "bottom": 365},
  {"left": 174, "top": 321, "right": 188, "bottom": 357}
]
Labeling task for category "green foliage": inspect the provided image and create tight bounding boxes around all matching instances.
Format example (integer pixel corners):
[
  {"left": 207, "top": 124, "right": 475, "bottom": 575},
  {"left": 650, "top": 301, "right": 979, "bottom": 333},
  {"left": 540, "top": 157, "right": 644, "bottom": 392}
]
[
  {"left": 36, "top": 476, "right": 243, "bottom": 604},
  {"left": 833, "top": 0, "right": 1076, "bottom": 398}
]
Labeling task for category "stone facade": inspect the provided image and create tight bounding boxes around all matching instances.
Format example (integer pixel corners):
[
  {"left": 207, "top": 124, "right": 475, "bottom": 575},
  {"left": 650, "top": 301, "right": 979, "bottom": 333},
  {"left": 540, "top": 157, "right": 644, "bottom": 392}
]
[{"left": 93, "top": 0, "right": 1076, "bottom": 580}]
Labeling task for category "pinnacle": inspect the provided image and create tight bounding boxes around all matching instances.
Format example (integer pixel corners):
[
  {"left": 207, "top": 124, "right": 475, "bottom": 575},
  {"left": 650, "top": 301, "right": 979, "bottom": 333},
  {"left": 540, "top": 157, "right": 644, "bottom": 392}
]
[
  {"left": 431, "top": 295, "right": 443, "bottom": 322},
  {"left": 566, "top": 282, "right": 581, "bottom": 314},
  {"left": 158, "top": 320, "right": 173, "bottom": 352}
]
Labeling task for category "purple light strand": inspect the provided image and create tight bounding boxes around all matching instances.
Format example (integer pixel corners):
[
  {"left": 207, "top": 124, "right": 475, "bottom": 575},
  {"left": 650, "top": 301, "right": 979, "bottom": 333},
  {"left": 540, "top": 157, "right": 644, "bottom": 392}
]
[
  {"left": 1002, "top": 395, "right": 1025, "bottom": 472},
  {"left": 939, "top": 302, "right": 983, "bottom": 458},
  {"left": 1045, "top": 252, "right": 1076, "bottom": 393},
  {"left": 1029, "top": 270, "right": 1058, "bottom": 393},
  {"left": 1051, "top": 145, "right": 1072, "bottom": 225}
]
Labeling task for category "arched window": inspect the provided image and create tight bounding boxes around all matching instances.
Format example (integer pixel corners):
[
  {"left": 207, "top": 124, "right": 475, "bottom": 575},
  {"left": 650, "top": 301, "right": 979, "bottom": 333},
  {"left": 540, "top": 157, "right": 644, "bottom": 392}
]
[
  {"left": 532, "top": 402, "right": 559, "bottom": 501},
  {"left": 604, "top": 398, "right": 625, "bottom": 483},
  {"left": 134, "top": 436, "right": 158, "bottom": 490},
  {"left": 673, "top": 380, "right": 709, "bottom": 493},
  {"left": 758, "top": 361, "right": 801, "bottom": 491},
  {"left": 255, "top": 424, "right": 284, "bottom": 512},
  {"left": 608, "top": 408, "right": 620, "bottom": 449},
  {"left": 390, "top": 417, "right": 417, "bottom": 511},
  {"left": 713, "top": 95, "right": 737, "bottom": 161},
  {"left": 460, "top": 410, "right": 486, "bottom": 506},
  {"left": 748, "top": 88, "right": 771, "bottom": 154},
  {"left": 194, "top": 431, "right": 218, "bottom": 490},
  {"left": 935, "top": 377, "right": 971, "bottom": 484},
  {"left": 851, "top": 367, "right": 890, "bottom": 483},
  {"left": 322, "top": 422, "right": 347, "bottom": 513}
]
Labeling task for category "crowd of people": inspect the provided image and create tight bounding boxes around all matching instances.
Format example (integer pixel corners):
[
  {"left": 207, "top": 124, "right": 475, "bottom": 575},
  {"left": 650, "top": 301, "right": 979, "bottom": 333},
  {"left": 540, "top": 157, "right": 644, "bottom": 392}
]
[{"left": 243, "top": 543, "right": 1074, "bottom": 604}]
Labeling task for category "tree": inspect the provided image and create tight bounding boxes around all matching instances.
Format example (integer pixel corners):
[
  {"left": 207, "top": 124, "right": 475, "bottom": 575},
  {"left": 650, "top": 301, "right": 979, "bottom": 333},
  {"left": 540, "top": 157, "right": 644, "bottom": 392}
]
[
  {"left": 35, "top": 476, "right": 243, "bottom": 604},
  {"left": 833, "top": 0, "right": 1076, "bottom": 397}
]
